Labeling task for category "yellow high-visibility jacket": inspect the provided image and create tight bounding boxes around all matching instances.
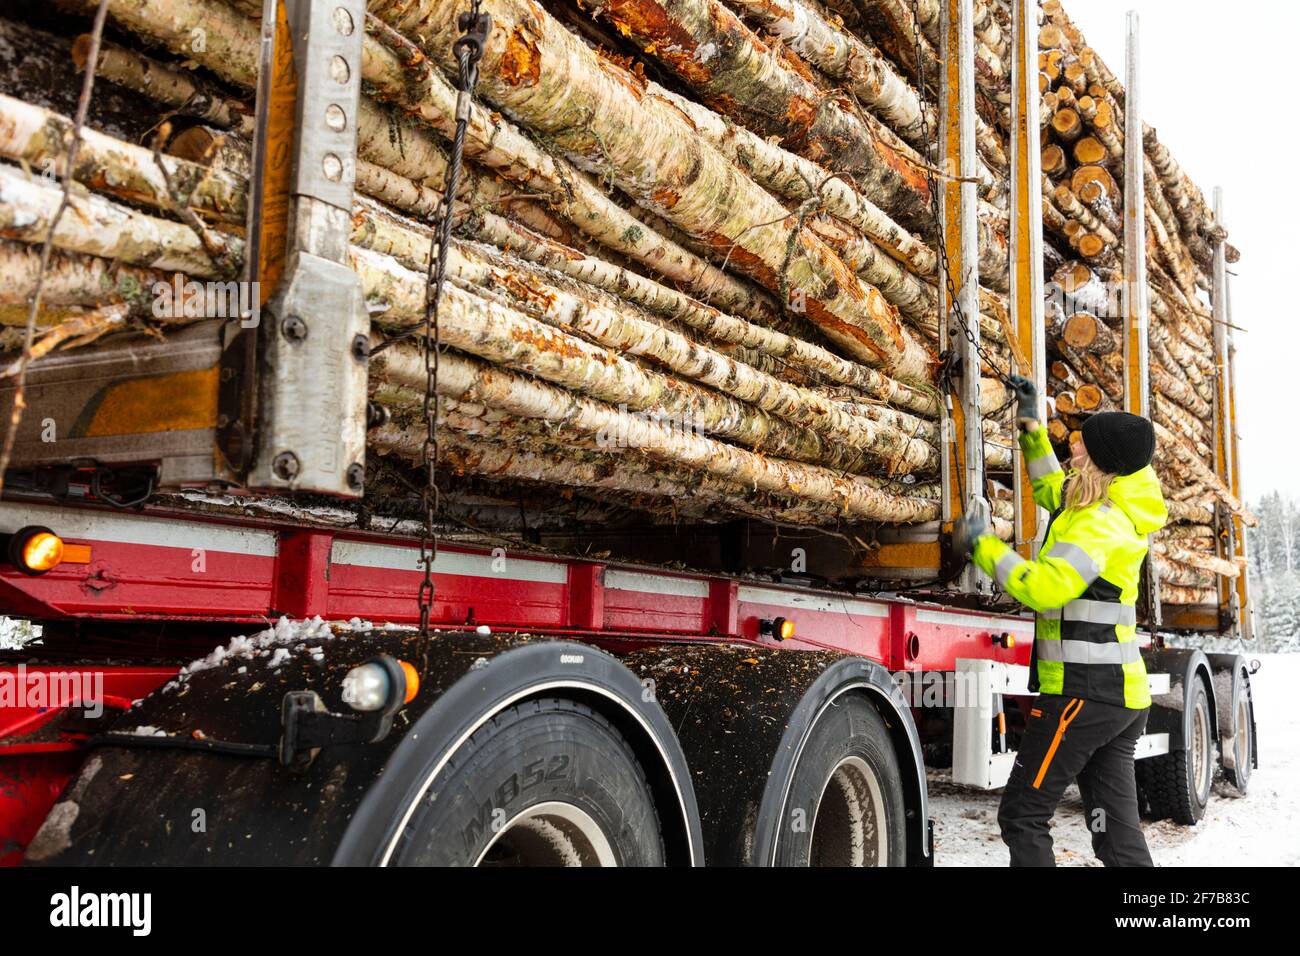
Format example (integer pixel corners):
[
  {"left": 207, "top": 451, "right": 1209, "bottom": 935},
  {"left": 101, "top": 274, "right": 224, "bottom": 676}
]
[{"left": 971, "top": 426, "right": 1167, "bottom": 709}]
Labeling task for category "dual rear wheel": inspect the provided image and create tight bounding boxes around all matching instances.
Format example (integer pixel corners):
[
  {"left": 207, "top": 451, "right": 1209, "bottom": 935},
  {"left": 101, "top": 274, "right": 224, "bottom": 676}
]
[{"left": 390, "top": 693, "right": 908, "bottom": 867}]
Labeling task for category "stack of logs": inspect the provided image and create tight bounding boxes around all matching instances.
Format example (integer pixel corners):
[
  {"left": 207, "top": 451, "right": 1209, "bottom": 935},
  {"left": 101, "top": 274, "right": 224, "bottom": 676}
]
[
  {"left": 0, "top": 0, "right": 1249, "bottom": 606},
  {"left": 1036, "top": 0, "right": 1254, "bottom": 606}
]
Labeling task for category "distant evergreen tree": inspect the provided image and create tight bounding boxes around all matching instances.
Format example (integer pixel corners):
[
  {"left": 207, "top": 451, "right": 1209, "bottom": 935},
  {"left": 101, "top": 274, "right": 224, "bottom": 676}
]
[{"left": 1246, "top": 492, "right": 1300, "bottom": 652}]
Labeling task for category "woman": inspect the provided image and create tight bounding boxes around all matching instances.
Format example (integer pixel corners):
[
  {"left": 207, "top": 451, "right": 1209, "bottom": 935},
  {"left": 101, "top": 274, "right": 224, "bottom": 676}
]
[{"left": 952, "top": 375, "right": 1167, "bottom": 867}]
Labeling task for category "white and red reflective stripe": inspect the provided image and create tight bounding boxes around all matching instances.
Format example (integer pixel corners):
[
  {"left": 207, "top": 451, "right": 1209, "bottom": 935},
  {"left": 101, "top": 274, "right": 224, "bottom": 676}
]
[
  {"left": 331, "top": 538, "right": 568, "bottom": 584},
  {"left": 914, "top": 608, "right": 1035, "bottom": 633},
  {"left": 737, "top": 585, "right": 888, "bottom": 618},
  {"left": 1, "top": 501, "right": 275, "bottom": 556},
  {"left": 606, "top": 569, "right": 709, "bottom": 598}
]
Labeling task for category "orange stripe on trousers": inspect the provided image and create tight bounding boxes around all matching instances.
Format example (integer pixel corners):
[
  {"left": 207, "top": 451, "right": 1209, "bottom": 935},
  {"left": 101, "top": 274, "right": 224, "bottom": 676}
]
[{"left": 1033, "top": 698, "right": 1085, "bottom": 789}]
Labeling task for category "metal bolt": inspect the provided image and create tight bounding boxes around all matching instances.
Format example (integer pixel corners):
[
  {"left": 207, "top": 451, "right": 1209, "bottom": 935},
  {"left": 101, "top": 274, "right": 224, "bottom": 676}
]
[
  {"left": 281, "top": 315, "right": 308, "bottom": 343},
  {"left": 272, "top": 452, "right": 300, "bottom": 480},
  {"left": 352, "top": 334, "right": 371, "bottom": 361},
  {"left": 366, "top": 402, "right": 390, "bottom": 430},
  {"left": 346, "top": 463, "right": 365, "bottom": 491}
]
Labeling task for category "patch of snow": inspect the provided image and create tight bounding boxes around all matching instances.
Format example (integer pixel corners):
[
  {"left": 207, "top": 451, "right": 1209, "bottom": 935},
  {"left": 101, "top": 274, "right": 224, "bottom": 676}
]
[
  {"left": 123, "top": 726, "right": 167, "bottom": 738},
  {"left": 168, "top": 616, "right": 366, "bottom": 690}
]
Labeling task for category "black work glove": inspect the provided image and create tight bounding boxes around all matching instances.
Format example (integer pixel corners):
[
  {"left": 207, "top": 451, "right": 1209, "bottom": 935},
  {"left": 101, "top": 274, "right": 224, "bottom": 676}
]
[
  {"left": 951, "top": 499, "right": 991, "bottom": 558},
  {"left": 1008, "top": 374, "right": 1039, "bottom": 425}
]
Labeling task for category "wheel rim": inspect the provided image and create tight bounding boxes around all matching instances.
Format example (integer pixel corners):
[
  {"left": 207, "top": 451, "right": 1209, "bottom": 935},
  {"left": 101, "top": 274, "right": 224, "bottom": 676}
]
[
  {"left": 1192, "top": 700, "right": 1211, "bottom": 801},
  {"left": 473, "top": 801, "right": 618, "bottom": 867},
  {"left": 809, "top": 756, "right": 889, "bottom": 866},
  {"left": 1235, "top": 694, "right": 1251, "bottom": 781}
]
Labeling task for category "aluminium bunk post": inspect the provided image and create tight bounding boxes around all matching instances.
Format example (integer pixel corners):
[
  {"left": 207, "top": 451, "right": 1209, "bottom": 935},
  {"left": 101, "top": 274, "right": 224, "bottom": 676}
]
[
  {"left": 1009, "top": 0, "right": 1047, "bottom": 562},
  {"left": 241, "top": 0, "right": 370, "bottom": 497},
  {"left": 1122, "top": 10, "right": 1161, "bottom": 625},
  {"left": 939, "top": 0, "right": 987, "bottom": 595}
]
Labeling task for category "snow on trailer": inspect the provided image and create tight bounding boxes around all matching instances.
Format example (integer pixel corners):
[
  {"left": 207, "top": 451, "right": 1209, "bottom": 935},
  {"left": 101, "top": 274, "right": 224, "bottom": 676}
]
[{"left": 0, "top": 0, "right": 1257, "bottom": 867}]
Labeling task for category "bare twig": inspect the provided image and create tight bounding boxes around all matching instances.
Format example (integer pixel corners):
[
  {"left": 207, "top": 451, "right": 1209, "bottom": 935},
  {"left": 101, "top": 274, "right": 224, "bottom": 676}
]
[
  {"left": 0, "top": 0, "right": 111, "bottom": 496},
  {"left": 150, "top": 122, "right": 240, "bottom": 278}
]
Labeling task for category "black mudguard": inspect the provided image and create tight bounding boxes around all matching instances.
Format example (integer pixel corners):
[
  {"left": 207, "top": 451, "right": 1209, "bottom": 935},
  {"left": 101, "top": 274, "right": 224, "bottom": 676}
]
[
  {"left": 1205, "top": 652, "right": 1258, "bottom": 776},
  {"left": 1142, "top": 646, "right": 1216, "bottom": 752},
  {"left": 620, "top": 643, "right": 930, "bottom": 866},
  {"left": 23, "top": 629, "right": 702, "bottom": 866}
]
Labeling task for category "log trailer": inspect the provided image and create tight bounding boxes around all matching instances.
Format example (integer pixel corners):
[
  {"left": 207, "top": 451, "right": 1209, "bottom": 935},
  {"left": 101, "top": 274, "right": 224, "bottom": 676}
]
[{"left": 0, "top": 0, "right": 1257, "bottom": 867}]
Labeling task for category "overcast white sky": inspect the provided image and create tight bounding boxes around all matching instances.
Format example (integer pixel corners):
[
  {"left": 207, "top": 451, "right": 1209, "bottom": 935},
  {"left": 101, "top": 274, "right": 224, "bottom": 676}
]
[{"left": 1064, "top": 1, "right": 1300, "bottom": 501}]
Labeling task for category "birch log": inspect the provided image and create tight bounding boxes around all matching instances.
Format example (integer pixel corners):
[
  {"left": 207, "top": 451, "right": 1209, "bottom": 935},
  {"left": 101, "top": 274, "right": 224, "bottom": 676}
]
[
  {"left": 352, "top": 244, "right": 939, "bottom": 475},
  {"left": 81, "top": 0, "right": 783, "bottom": 325},
  {"left": 368, "top": 0, "right": 937, "bottom": 383},
  {"left": 373, "top": 345, "right": 944, "bottom": 523}
]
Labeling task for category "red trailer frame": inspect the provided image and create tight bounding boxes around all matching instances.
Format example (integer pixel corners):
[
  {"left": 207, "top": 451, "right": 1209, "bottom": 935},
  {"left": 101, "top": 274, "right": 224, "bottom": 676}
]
[{"left": 1, "top": 497, "right": 1039, "bottom": 865}]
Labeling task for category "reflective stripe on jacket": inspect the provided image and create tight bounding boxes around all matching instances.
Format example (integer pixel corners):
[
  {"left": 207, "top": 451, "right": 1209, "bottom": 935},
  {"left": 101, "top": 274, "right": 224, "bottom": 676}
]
[{"left": 971, "top": 426, "right": 1167, "bottom": 709}]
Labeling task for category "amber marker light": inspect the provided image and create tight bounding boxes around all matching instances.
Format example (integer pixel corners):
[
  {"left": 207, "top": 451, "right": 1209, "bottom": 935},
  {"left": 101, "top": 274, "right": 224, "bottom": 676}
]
[{"left": 6, "top": 526, "right": 65, "bottom": 575}]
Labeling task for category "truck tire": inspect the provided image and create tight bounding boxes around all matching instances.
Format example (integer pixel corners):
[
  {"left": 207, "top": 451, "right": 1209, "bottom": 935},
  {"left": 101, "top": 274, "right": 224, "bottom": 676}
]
[
  {"left": 1137, "top": 678, "right": 1213, "bottom": 824},
  {"left": 386, "top": 697, "right": 665, "bottom": 866},
  {"left": 771, "top": 696, "right": 907, "bottom": 866}
]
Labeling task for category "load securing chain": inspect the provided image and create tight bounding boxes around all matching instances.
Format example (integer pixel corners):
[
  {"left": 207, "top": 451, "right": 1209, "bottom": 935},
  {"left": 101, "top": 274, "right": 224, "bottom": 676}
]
[
  {"left": 907, "top": 0, "right": 1019, "bottom": 519},
  {"left": 416, "top": 2, "right": 491, "bottom": 663}
]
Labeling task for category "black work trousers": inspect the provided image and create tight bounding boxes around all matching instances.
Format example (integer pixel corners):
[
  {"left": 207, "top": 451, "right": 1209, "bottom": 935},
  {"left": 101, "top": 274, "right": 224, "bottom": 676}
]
[{"left": 998, "top": 693, "right": 1154, "bottom": 867}]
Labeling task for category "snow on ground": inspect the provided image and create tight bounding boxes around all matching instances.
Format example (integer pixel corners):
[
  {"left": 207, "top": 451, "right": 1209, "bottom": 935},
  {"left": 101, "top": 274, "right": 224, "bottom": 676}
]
[{"left": 929, "top": 652, "right": 1300, "bottom": 866}]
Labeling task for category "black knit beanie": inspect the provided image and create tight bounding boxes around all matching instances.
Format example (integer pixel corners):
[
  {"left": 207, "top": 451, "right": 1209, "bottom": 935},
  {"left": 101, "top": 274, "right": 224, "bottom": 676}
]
[{"left": 1081, "top": 412, "right": 1156, "bottom": 476}]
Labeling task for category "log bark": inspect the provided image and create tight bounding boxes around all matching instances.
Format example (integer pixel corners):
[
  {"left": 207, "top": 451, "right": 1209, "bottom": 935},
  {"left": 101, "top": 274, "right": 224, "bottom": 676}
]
[
  {"left": 1154, "top": 558, "right": 1216, "bottom": 590},
  {"left": 541, "top": 0, "right": 938, "bottom": 230},
  {"left": 1166, "top": 499, "right": 1216, "bottom": 525},
  {"left": 1154, "top": 421, "right": 1253, "bottom": 523},
  {"left": 0, "top": 239, "right": 173, "bottom": 319},
  {"left": 1155, "top": 542, "right": 1242, "bottom": 580},
  {"left": 1158, "top": 584, "right": 1216, "bottom": 606},
  {"left": 71, "top": 34, "right": 253, "bottom": 134},
  {"left": 0, "top": 164, "right": 233, "bottom": 277},
  {"left": 724, "top": 0, "right": 1009, "bottom": 173},
  {"left": 84, "top": 0, "right": 784, "bottom": 325},
  {"left": 647, "top": 84, "right": 938, "bottom": 277},
  {"left": 0, "top": 92, "right": 246, "bottom": 225},
  {"left": 354, "top": 245, "right": 939, "bottom": 475},
  {"left": 1062, "top": 311, "right": 1117, "bottom": 354},
  {"left": 1152, "top": 363, "right": 1212, "bottom": 419},
  {"left": 361, "top": 229, "right": 944, "bottom": 473},
  {"left": 358, "top": 161, "right": 947, "bottom": 416},
  {"left": 369, "top": 0, "right": 937, "bottom": 382},
  {"left": 373, "top": 344, "right": 945, "bottom": 523}
]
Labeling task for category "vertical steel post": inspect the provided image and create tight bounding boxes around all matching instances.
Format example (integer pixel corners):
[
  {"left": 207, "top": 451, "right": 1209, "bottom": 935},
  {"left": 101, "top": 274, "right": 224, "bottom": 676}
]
[
  {"left": 1123, "top": 10, "right": 1160, "bottom": 624},
  {"left": 939, "top": 0, "right": 987, "bottom": 594},
  {"left": 1213, "top": 188, "right": 1249, "bottom": 637},
  {"left": 1226, "top": 292, "right": 1254, "bottom": 640},
  {"left": 1009, "top": 0, "right": 1047, "bottom": 561},
  {"left": 247, "top": 0, "right": 370, "bottom": 497}
]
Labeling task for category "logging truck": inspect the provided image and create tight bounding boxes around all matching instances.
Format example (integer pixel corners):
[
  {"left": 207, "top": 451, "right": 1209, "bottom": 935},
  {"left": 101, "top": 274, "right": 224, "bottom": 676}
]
[{"left": 0, "top": 0, "right": 1257, "bottom": 867}]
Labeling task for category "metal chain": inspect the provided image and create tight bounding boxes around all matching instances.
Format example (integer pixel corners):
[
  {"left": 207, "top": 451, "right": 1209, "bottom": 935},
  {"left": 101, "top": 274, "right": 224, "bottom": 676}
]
[{"left": 418, "top": 2, "right": 491, "bottom": 657}]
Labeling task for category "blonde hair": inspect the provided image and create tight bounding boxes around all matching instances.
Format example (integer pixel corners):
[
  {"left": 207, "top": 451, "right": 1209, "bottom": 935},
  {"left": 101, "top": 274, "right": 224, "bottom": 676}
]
[{"left": 1062, "top": 449, "right": 1115, "bottom": 511}]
